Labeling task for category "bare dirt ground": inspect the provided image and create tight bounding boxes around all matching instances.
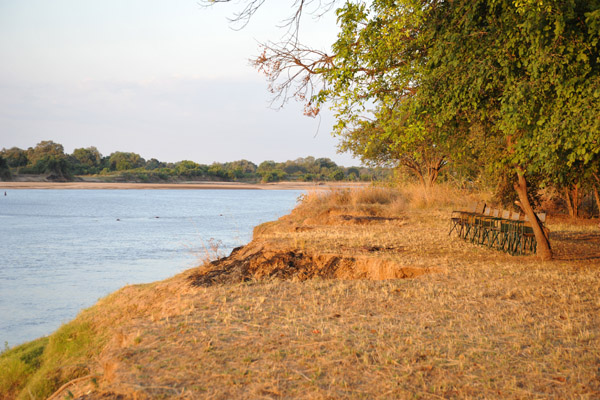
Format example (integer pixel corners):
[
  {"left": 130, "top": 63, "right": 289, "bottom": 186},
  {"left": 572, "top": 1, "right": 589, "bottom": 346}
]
[{"left": 7, "top": 187, "right": 600, "bottom": 399}]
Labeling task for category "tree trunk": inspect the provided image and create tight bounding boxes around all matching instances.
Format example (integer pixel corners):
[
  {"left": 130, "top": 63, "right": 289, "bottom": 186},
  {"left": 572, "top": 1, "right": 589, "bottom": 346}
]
[
  {"left": 514, "top": 172, "right": 552, "bottom": 260},
  {"left": 571, "top": 184, "right": 579, "bottom": 219},
  {"left": 564, "top": 187, "right": 574, "bottom": 218},
  {"left": 401, "top": 158, "right": 427, "bottom": 188},
  {"left": 403, "top": 157, "right": 446, "bottom": 190},
  {"left": 414, "top": 168, "right": 426, "bottom": 188},
  {"left": 425, "top": 157, "right": 446, "bottom": 188},
  {"left": 426, "top": 167, "right": 438, "bottom": 188},
  {"left": 594, "top": 186, "right": 600, "bottom": 217}
]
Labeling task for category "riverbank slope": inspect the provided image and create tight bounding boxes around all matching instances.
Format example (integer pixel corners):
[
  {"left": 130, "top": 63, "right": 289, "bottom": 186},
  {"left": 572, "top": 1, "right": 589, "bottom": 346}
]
[{"left": 1, "top": 186, "right": 599, "bottom": 399}]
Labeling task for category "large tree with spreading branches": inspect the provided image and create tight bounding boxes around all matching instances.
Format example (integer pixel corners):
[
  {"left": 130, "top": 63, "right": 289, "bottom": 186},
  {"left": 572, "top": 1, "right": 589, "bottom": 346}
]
[{"left": 207, "top": 0, "right": 600, "bottom": 260}]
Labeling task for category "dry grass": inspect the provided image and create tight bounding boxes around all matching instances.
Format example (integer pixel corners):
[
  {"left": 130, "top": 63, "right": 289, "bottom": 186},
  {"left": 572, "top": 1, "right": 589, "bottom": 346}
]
[
  {"left": 397, "top": 182, "right": 489, "bottom": 210},
  {"left": 95, "top": 269, "right": 599, "bottom": 399},
  {"left": 2, "top": 185, "right": 599, "bottom": 399},
  {"left": 290, "top": 183, "right": 486, "bottom": 221},
  {"left": 291, "top": 186, "right": 406, "bottom": 220}
]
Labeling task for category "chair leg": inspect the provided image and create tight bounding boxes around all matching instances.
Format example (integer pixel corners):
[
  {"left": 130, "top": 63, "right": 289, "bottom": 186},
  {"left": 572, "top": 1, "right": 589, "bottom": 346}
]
[{"left": 449, "top": 221, "right": 458, "bottom": 236}]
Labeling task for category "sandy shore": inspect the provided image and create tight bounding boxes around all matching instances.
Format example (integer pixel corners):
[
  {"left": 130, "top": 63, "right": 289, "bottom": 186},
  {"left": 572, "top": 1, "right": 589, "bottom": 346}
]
[{"left": 0, "top": 181, "right": 369, "bottom": 190}]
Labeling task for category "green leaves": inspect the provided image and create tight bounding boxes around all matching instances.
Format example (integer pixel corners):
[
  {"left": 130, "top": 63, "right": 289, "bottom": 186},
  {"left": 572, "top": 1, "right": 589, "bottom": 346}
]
[
  {"left": 308, "top": 0, "right": 599, "bottom": 190},
  {"left": 417, "top": 0, "right": 600, "bottom": 184}
]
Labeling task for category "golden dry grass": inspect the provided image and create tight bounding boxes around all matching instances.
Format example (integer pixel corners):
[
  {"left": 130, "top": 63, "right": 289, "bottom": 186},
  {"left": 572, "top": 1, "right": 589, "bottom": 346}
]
[{"left": 3, "top": 185, "right": 599, "bottom": 399}]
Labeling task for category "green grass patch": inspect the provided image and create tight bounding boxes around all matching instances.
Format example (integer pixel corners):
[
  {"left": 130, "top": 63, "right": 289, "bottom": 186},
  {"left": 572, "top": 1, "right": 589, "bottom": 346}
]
[
  {"left": 0, "top": 337, "right": 48, "bottom": 399},
  {"left": 0, "top": 318, "right": 105, "bottom": 400}
]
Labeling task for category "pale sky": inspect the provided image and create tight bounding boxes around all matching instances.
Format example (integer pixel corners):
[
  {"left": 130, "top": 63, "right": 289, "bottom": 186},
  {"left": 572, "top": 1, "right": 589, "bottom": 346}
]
[{"left": 0, "top": 0, "right": 358, "bottom": 166}]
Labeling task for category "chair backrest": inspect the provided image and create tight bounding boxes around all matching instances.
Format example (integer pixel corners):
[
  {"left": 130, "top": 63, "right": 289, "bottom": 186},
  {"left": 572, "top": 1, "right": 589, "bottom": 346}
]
[
  {"left": 466, "top": 202, "right": 477, "bottom": 213},
  {"left": 475, "top": 201, "right": 486, "bottom": 214},
  {"left": 536, "top": 212, "right": 547, "bottom": 223},
  {"left": 510, "top": 211, "right": 520, "bottom": 220},
  {"left": 492, "top": 209, "right": 500, "bottom": 218},
  {"left": 519, "top": 213, "right": 526, "bottom": 221},
  {"left": 521, "top": 212, "right": 547, "bottom": 224},
  {"left": 501, "top": 210, "right": 510, "bottom": 219}
]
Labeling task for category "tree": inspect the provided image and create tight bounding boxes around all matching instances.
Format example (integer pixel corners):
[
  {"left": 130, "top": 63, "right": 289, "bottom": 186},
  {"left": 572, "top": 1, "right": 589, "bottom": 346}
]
[
  {"left": 347, "top": 166, "right": 360, "bottom": 180},
  {"left": 330, "top": 168, "right": 345, "bottom": 181},
  {"left": 224, "top": 160, "right": 258, "bottom": 179},
  {"left": 0, "top": 156, "right": 12, "bottom": 181},
  {"left": 0, "top": 147, "right": 28, "bottom": 168},
  {"left": 25, "top": 141, "right": 71, "bottom": 179},
  {"left": 246, "top": 2, "right": 470, "bottom": 184},
  {"left": 32, "top": 156, "right": 71, "bottom": 179},
  {"left": 257, "top": 160, "right": 287, "bottom": 182},
  {"left": 249, "top": 1, "right": 467, "bottom": 188},
  {"left": 315, "top": 157, "right": 337, "bottom": 170},
  {"left": 593, "top": 172, "right": 600, "bottom": 217},
  {"left": 283, "top": 160, "right": 307, "bottom": 175},
  {"left": 27, "top": 141, "right": 67, "bottom": 166},
  {"left": 337, "top": 104, "right": 453, "bottom": 188},
  {"left": 207, "top": 1, "right": 466, "bottom": 190},
  {"left": 72, "top": 147, "right": 101, "bottom": 167},
  {"left": 587, "top": 154, "right": 600, "bottom": 215},
  {"left": 175, "top": 160, "right": 206, "bottom": 177},
  {"left": 107, "top": 152, "right": 145, "bottom": 171},
  {"left": 71, "top": 147, "right": 102, "bottom": 174},
  {"left": 261, "top": 170, "right": 286, "bottom": 182},
  {"left": 201, "top": 0, "right": 338, "bottom": 34},
  {"left": 214, "top": 0, "right": 600, "bottom": 260},
  {"left": 145, "top": 158, "right": 166, "bottom": 170},
  {"left": 413, "top": 0, "right": 600, "bottom": 259},
  {"left": 257, "top": 160, "right": 277, "bottom": 175},
  {"left": 207, "top": 163, "right": 228, "bottom": 179}
]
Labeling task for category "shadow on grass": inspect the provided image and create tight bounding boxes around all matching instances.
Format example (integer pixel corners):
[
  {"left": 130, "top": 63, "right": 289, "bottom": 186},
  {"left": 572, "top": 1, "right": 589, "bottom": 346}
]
[{"left": 551, "top": 231, "right": 600, "bottom": 261}]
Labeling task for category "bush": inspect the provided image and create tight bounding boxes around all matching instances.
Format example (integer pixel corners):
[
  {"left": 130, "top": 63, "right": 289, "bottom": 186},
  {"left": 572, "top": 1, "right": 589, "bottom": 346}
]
[
  {"left": 329, "top": 169, "right": 345, "bottom": 181},
  {"left": 0, "top": 156, "right": 12, "bottom": 181},
  {"left": 260, "top": 170, "right": 286, "bottom": 183},
  {"left": 301, "top": 173, "right": 316, "bottom": 182}
]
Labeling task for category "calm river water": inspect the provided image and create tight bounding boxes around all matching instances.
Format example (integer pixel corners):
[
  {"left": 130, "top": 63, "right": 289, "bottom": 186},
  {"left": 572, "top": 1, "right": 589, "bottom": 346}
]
[{"left": 0, "top": 189, "right": 302, "bottom": 347}]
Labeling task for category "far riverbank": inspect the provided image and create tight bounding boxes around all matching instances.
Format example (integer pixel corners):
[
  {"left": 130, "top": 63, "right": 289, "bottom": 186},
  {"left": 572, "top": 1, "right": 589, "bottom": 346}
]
[{"left": 0, "top": 181, "right": 369, "bottom": 190}]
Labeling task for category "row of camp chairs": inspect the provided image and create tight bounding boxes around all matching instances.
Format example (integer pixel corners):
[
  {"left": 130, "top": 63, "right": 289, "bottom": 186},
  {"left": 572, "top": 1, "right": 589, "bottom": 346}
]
[{"left": 449, "top": 202, "right": 546, "bottom": 255}]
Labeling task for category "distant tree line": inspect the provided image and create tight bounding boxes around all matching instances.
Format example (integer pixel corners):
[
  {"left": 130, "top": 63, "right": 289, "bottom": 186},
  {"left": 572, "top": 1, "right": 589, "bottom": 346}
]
[{"left": 0, "top": 140, "right": 390, "bottom": 183}]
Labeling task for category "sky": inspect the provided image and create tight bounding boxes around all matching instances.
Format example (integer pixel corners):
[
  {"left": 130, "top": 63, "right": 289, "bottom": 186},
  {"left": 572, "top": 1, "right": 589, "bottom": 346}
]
[{"left": 0, "top": 0, "right": 359, "bottom": 166}]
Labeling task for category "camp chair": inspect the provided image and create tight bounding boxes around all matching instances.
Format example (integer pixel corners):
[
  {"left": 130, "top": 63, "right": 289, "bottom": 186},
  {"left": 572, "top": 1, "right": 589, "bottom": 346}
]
[
  {"left": 463, "top": 201, "right": 486, "bottom": 240},
  {"left": 449, "top": 202, "right": 477, "bottom": 237},
  {"left": 471, "top": 206, "right": 492, "bottom": 244},
  {"left": 490, "top": 209, "right": 511, "bottom": 249},
  {"left": 505, "top": 211, "right": 523, "bottom": 255},
  {"left": 479, "top": 208, "right": 499, "bottom": 246}
]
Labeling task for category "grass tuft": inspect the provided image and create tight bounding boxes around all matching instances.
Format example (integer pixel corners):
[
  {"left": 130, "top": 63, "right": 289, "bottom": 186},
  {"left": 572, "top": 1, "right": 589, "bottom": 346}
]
[
  {"left": 290, "top": 186, "right": 406, "bottom": 222},
  {"left": 0, "top": 316, "right": 106, "bottom": 400},
  {"left": 0, "top": 337, "right": 48, "bottom": 400}
]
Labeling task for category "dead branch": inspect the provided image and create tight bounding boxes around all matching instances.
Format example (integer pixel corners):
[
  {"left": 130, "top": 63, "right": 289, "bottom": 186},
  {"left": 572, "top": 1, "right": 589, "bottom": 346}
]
[
  {"left": 252, "top": 41, "right": 335, "bottom": 110},
  {"left": 200, "top": 0, "right": 339, "bottom": 40}
]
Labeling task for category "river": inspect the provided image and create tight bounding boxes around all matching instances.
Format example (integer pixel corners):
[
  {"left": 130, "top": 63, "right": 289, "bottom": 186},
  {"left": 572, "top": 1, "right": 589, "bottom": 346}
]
[{"left": 0, "top": 189, "right": 302, "bottom": 347}]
